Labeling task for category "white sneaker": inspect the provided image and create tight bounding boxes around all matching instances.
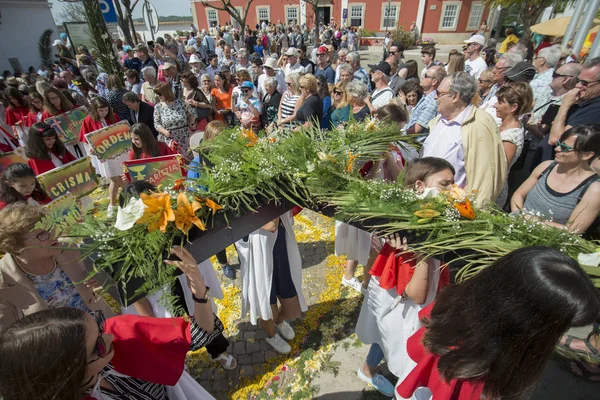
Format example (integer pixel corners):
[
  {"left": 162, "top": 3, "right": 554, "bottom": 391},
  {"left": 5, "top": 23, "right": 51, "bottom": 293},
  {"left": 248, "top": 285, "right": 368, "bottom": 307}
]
[
  {"left": 107, "top": 205, "right": 116, "bottom": 218},
  {"left": 342, "top": 277, "right": 362, "bottom": 293},
  {"left": 265, "top": 333, "right": 291, "bottom": 354},
  {"left": 276, "top": 320, "right": 295, "bottom": 341}
]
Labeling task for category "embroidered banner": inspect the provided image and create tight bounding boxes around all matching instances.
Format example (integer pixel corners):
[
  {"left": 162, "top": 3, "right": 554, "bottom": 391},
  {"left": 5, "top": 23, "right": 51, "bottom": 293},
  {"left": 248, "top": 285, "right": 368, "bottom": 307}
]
[
  {"left": 123, "top": 154, "right": 183, "bottom": 188},
  {"left": 38, "top": 157, "right": 98, "bottom": 199},
  {"left": 84, "top": 120, "right": 131, "bottom": 161},
  {"left": 0, "top": 150, "right": 28, "bottom": 173},
  {"left": 44, "top": 106, "right": 88, "bottom": 144},
  {"left": 44, "top": 192, "right": 82, "bottom": 217}
]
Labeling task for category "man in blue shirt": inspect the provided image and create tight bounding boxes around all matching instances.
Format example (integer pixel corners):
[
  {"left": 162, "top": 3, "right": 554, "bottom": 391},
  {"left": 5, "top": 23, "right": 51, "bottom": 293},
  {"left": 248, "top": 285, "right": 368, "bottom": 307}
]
[
  {"left": 347, "top": 51, "right": 370, "bottom": 91},
  {"left": 406, "top": 65, "right": 446, "bottom": 135},
  {"left": 314, "top": 46, "right": 335, "bottom": 84}
]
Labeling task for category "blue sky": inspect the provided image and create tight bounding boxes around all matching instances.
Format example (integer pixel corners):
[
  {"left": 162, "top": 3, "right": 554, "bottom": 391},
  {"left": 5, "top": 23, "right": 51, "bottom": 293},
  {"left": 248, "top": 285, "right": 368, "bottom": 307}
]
[{"left": 50, "top": 0, "right": 193, "bottom": 22}]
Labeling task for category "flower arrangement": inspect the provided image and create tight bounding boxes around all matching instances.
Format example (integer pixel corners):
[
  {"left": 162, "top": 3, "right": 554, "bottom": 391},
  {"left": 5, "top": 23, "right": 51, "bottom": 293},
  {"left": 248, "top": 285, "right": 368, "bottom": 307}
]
[{"left": 419, "top": 37, "right": 436, "bottom": 46}]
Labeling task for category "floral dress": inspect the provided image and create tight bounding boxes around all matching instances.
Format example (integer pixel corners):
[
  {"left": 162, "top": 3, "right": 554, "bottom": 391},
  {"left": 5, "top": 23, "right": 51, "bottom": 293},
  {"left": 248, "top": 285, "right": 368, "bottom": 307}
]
[
  {"left": 27, "top": 267, "right": 90, "bottom": 312},
  {"left": 154, "top": 99, "right": 194, "bottom": 160}
]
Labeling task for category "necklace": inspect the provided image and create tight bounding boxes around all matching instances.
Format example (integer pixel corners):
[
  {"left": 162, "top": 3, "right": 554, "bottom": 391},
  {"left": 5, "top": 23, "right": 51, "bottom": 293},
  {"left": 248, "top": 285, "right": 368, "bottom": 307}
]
[{"left": 15, "top": 256, "right": 58, "bottom": 276}]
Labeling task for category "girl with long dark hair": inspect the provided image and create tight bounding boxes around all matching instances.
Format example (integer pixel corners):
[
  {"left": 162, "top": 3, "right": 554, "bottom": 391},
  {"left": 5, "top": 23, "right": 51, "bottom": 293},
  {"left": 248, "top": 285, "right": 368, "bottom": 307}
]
[
  {"left": 0, "top": 163, "right": 51, "bottom": 209},
  {"left": 129, "top": 123, "right": 174, "bottom": 160},
  {"left": 396, "top": 246, "right": 600, "bottom": 399},
  {"left": 79, "top": 96, "right": 124, "bottom": 214},
  {"left": 4, "top": 87, "right": 29, "bottom": 147},
  {"left": 26, "top": 122, "right": 76, "bottom": 175},
  {"left": 26, "top": 92, "right": 44, "bottom": 126},
  {"left": 40, "top": 87, "right": 74, "bottom": 120}
]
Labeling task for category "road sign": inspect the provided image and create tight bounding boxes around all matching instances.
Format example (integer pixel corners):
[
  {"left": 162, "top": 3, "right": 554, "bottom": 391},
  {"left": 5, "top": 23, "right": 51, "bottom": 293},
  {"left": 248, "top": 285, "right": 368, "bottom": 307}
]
[
  {"left": 99, "top": 0, "right": 118, "bottom": 24},
  {"left": 142, "top": 0, "right": 160, "bottom": 39}
]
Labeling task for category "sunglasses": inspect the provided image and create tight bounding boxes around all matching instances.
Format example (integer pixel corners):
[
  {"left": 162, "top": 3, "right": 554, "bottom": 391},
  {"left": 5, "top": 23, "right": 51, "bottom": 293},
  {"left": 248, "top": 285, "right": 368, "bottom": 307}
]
[
  {"left": 87, "top": 311, "right": 107, "bottom": 364},
  {"left": 285, "top": 82, "right": 292, "bottom": 85},
  {"left": 478, "top": 79, "right": 493, "bottom": 83},
  {"left": 333, "top": 90, "right": 344, "bottom": 95},
  {"left": 317, "top": 53, "right": 327, "bottom": 57},
  {"left": 552, "top": 71, "right": 578, "bottom": 81},
  {"left": 241, "top": 88, "right": 251, "bottom": 92},
  {"left": 579, "top": 78, "right": 600, "bottom": 87},
  {"left": 388, "top": 51, "right": 397, "bottom": 55},
  {"left": 25, "top": 230, "right": 51, "bottom": 242},
  {"left": 556, "top": 140, "right": 576, "bottom": 152}
]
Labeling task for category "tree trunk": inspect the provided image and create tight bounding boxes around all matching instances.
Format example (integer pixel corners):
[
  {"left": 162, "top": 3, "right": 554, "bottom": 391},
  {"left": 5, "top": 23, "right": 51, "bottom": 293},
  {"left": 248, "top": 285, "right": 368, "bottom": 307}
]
[
  {"left": 113, "top": 0, "right": 134, "bottom": 45},
  {"left": 520, "top": 2, "right": 546, "bottom": 47},
  {"left": 313, "top": 4, "right": 319, "bottom": 46},
  {"left": 128, "top": 13, "right": 138, "bottom": 43}
]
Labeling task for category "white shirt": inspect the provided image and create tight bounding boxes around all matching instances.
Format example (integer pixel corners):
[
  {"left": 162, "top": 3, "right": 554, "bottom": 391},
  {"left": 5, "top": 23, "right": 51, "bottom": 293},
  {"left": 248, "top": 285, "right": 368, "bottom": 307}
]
[
  {"left": 284, "top": 62, "right": 306, "bottom": 76},
  {"left": 422, "top": 105, "right": 473, "bottom": 187},
  {"left": 465, "top": 56, "right": 488, "bottom": 79},
  {"left": 370, "top": 86, "right": 394, "bottom": 109}
]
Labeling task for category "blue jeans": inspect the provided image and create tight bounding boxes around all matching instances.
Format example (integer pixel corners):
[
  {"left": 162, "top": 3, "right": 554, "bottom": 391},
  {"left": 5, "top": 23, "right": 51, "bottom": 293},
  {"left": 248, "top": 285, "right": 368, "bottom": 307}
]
[{"left": 365, "top": 343, "right": 385, "bottom": 368}]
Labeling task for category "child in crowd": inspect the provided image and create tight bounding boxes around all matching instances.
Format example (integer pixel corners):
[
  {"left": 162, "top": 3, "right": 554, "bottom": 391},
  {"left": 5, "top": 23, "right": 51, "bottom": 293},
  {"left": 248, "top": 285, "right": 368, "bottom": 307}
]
[
  {"left": 26, "top": 122, "right": 76, "bottom": 175},
  {"left": 0, "top": 163, "right": 51, "bottom": 209}
]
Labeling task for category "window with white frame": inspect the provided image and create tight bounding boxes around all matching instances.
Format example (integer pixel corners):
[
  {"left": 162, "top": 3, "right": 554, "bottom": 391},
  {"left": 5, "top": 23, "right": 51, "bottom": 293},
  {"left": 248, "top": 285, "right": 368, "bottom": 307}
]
[
  {"left": 439, "top": 1, "right": 462, "bottom": 31},
  {"left": 467, "top": 3, "right": 484, "bottom": 30},
  {"left": 349, "top": 4, "right": 364, "bottom": 27},
  {"left": 380, "top": 3, "right": 400, "bottom": 30},
  {"left": 286, "top": 6, "right": 299, "bottom": 25},
  {"left": 206, "top": 9, "right": 218, "bottom": 28},
  {"left": 257, "top": 6, "right": 270, "bottom": 25}
]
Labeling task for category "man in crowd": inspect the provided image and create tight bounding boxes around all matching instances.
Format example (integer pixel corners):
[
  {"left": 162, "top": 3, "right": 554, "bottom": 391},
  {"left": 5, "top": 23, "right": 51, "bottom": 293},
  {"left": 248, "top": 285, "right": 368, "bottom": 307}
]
[
  {"left": 479, "top": 53, "right": 522, "bottom": 124},
  {"left": 388, "top": 43, "right": 408, "bottom": 79},
  {"left": 258, "top": 57, "right": 285, "bottom": 101},
  {"left": 162, "top": 62, "right": 182, "bottom": 99},
  {"left": 530, "top": 45, "right": 562, "bottom": 104},
  {"left": 406, "top": 66, "right": 446, "bottom": 135},
  {"left": 134, "top": 44, "right": 158, "bottom": 71},
  {"left": 422, "top": 72, "right": 507, "bottom": 206},
  {"left": 463, "top": 34, "right": 487, "bottom": 79},
  {"left": 201, "top": 29, "right": 216, "bottom": 54},
  {"left": 347, "top": 51, "right": 370, "bottom": 90},
  {"left": 284, "top": 48, "right": 306, "bottom": 75},
  {"left": 123, "top": 46, "right": 142, "bottom": 73},
  {"left": 215, "top": 40, "right": 226, "bottom": 61},
  {"left": 299, "top": 45, "right": 315, "bottom": 74},
  {"left": 334, "top": 49, "right": 348, "bottom": 82},
  {"left": 386, "top": 56, "right": 405, "bottom": 95},
  {"left": 122, "top": 92, "right": 158, "bottom": 137},
  {"left": 314, "top": 46, "right": 335, "bottom": 84},
  {"left": 59, "top": 70, "right": 81, "bottom": 95},
  {"left": 206, "top": 54, "right": 220, "bottom": 80},
  {"left": 219, "top": 45, "right": 236, "bottom": 71},
  {"left": 237, "top": 49, "right": 253, "bottom": 77},
  {"left": 549, "top": 57, "right": 600, "bottom": 145},
  {"left": 368, "top": 62, "right": 394, "bottom": 109}
]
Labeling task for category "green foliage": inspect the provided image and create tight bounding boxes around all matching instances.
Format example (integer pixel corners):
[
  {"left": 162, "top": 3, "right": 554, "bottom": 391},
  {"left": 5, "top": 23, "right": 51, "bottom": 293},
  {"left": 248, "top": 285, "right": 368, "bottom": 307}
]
[
  {"left": 391, "top": 27, "right": 415, "bottom": 49},
  {"left": 175, "top": 30, "right": 191, "bottom": 38},
  {"left": 38, "top": 29, "right": 54, "bottom": 68},
  {"left": 81, "top": 0, "right": 121, "bottom": 76},
  {"left": 360, "top": 29, "right": 377, "bottom": 37}
]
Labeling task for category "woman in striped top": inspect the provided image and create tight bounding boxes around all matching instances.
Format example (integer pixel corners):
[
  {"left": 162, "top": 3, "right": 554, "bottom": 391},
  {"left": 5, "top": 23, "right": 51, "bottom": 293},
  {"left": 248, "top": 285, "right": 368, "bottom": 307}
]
[
  {"left": 511, "top": 125, "right": 600, "bottom": 235},
  {"left": 277, "top": 73, "right": 304, "bottom": 128}
]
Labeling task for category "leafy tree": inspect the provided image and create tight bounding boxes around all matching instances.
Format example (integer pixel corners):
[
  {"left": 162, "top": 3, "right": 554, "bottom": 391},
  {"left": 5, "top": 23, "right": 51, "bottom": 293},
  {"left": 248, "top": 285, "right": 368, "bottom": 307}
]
[
  {"left": 200, "top": 0, "right": 256, "bottom": 41},
  {"left": 484, "top": 0, "right": 574, "bottom": 45},
  {"left": 38, "top": 29, "right": 54, "bottom": 67}
]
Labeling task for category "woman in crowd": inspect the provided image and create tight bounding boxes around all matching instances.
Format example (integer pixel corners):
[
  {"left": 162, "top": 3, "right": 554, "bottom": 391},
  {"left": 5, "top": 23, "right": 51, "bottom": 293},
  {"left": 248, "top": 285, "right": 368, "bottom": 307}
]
[
  {"left": 106, "top": 74, "right": 131, "bottom": 123},
  {"left": 0, "top": 203, "right": 114, "bottom": 333},
  {"left": 41, "top": 87, "right": 74, "bottom": 120},
  {"left": 125, "top": 69, "right": 143, "bottom": 99},
  {"left": 234, "top": 81, "right": 262, "bottom": 132},
  {"left": 4, "top": 87, "right": 30, "bottom": 146},
  {"left": 499, "top": 27, "right": 520, "bottom": 54},
  {"left": 494, "top": 82, "right": 533, "bottom": 208},
  {"left": 397, "top": 246, "right": 599, "bottom": 399},
  {"left": 295, "top": 74, "right": 323, "bottom": 129},
  {"left": 277, "top": 53, "right": 289, "bottom": 69},
  {"left": 346, "top": 81, "right": 371, "bottom": 123},
  {"left": 445, "top": 53, "right": 465, "bottom": 74},
  {"left": 211, "top": 72, "right": 234, "bottom": 126},
  {"left": 26, "top": 92, "right": 44, "bottom": 127},
  {"left": 26, "top": 122, "right": 76, "bottom": 175},
  {"left": 511, "top": 125, "right": 600, "bottom": 235},
  {"left": 338, "top": 63, "right": 354, "bottom": 88},
  {"left": 330, "top": 82, "right": 351, "bottom": 128},
  {"left": 141, "top": 66, "right": 160, "bottom": 105},
  {"left": 404, "top": 60, "right": 420, "bottom": 83},
  {"left": 398, "top": 80, "right": 423, "bottom": 116},
  {"left": 277, "top": 72, "right": 303, "bottom": 128},
  {"left": 79, "top": 97, "right": 124, "bottom": 213},
  {"left": 128, "top": 123, "right": 174, "bottom": 160},
  {"left": 235, "top": 211, "right": 307, "bottom": 355},
  {"left": 261, "top": 76, "right": 283, "bottom": 130},
  {"left": 356, "top": 157, "right": 454, "bottom": 397},
  {"left": 316, "top": 74, "right": 332, "bottom": 129},
  {"left": 181, "top": 71, "right": 214, "bottom": 131},
  {"left": 0, "top": 246, "right": 218, "bottom": 399},
  {"left": 477, "top": 69, "right": 495, "bottom": 104},
  {"left": 154, "top": 82, "right": 195, "bottom": 160},
  {"left": 0, "top": 163, "right": 51, "bottom": 209}
]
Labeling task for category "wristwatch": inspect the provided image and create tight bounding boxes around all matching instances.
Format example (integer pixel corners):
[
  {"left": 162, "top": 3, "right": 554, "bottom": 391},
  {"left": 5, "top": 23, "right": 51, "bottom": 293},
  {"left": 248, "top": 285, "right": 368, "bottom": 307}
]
[{"left": 192, "top": 286, "right": 211, "bottom": 304}]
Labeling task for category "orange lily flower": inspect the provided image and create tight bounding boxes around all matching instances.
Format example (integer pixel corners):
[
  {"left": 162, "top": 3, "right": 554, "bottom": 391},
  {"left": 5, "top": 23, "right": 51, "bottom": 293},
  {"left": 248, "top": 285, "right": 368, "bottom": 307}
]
[
  {"left": 174, "top": 192, "right": 206, "bottom": 233},
  {"left": 204, "top": 197, "right": 224, "bottom": 215},
  {"left": 454, "top": 197, "right": 476, "bottom": 220},
  {"left": 346, "top": 150, "right": 359, "bottom": 173},
  {"left": 172, "top": 178, "right": 186, "bottom": 191},
  {"left": 138, "top": 192, "right": 175, "bottom": 233},
  {"left": 242, "top": 128, "right": 259, "bottom": 147}
]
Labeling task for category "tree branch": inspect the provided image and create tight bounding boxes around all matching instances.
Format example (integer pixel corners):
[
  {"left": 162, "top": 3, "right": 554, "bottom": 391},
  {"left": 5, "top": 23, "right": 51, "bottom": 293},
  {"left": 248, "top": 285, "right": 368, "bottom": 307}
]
[{"left": 201, "top": 0, "right": 231, "bottom": 12}]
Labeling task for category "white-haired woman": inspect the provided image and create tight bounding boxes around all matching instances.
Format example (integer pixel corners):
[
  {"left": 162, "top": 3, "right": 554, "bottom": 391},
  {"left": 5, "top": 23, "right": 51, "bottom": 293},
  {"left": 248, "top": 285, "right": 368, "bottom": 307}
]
[
  {"left": 346, "top": 81, "right": 371, "bottom": 122},
  {"left": 262, "top": 76, "right": 282, "bottom": 129},
  {"left": 141, "top": 66, "right": 159, "bottom": 105},
  {"left": 277, "top": 73, "right": 304, "bottom": 128}
]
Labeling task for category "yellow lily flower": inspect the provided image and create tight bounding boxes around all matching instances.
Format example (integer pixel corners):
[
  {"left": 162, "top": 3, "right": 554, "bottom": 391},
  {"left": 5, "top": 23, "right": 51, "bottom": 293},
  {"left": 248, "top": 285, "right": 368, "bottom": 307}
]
[
  {"left": 138, "top": 192, "right": 176, "bottom": 233},
  {"left": 205, "top": 197, "right": 224, "bottom": 215},
  {"left": 175, "top": 192, "right": 206, "bottom": 233}
]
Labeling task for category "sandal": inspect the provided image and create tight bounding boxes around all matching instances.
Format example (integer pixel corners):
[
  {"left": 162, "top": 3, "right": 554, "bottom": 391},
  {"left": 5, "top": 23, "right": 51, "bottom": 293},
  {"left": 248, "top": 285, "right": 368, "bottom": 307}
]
[
  {"left": 557, "top": 332, "right": 600, "bottom": 360},
  {"left": 211, "top": 353, "right": 237, "bottom": 370}
]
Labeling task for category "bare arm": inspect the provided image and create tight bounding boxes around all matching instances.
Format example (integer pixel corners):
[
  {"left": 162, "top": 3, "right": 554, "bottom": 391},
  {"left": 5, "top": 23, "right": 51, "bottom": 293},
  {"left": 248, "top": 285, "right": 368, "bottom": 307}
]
[
  {"left": 406, "top": 123, "right": 426, "bottom": 135},
  {"left": 261, "top": 218, "right": 279, "bottom": 232},
  {"left": 387, "top": 234, "right": 430, "bottom": 305},
  {"left": 510, "top": 160, "right": 553, "bottom": 212},
  {"left": 503, "top": 141, "right": 517, "bottom": 167}
]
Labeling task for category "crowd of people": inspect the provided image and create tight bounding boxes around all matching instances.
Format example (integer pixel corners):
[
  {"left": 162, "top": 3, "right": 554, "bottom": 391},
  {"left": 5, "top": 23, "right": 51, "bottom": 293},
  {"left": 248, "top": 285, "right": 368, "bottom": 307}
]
[{"left": 0, "top": 19, "right": 599, "bottom": 400}]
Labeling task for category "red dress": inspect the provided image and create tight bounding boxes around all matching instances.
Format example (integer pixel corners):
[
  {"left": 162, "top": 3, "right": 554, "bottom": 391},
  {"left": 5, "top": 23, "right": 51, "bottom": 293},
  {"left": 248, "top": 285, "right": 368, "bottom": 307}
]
[
  {"left": 28, "top": 149, "right": 77, "bottom": 175},
  {"left": 396, "top": 304, "right": 485, "bottom": 400},
  {"left": 5, "top": 106, "right": 30, "bottom": 126},
  {"left": 0, "top": 192, "right": 52, "bottom": 209},
  {"left": 128, "top": 142, "right": 174, "bottom": 160},
  {"left": 26, "top": 110, "right": 43, "bottom": 126},
  {"left": 79, "top": 114, "right": 121, "bottom": 143},
  {"left": 41, "top": 108, "right": 70, "bottom": 121}
]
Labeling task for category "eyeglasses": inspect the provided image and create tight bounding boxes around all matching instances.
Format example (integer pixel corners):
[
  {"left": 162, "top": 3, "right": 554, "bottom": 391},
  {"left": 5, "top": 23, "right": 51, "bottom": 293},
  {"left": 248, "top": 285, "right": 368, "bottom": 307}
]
[
  {"left": 86, "top": 311, "right": 107, "bottom": 364},
  {"left": 285, "top": 82, "right": 292, "bottom": 85},
  {"left": 436, "top": 90, "right": 452, "bottom": 98},
  {"left": 317, "top": 53, "right": 327, "bottom": 57},
  {"left": 493, "top": 65, "right": 510, "bottom": 72},
  {"left": 388, "top": 51, "right": 397, "bottom": 55},
  {"left": 552, "top": 71, "right": 578, "bottom": 81},
  {"left": 478, "top": 79, "right": 493, "bottom": 83},
  {"left": 578, "top": 78, "right": 600, "bottom": 87},
  {"left": 423, "top": 74, "right": 433, "bottom": 79},
  {"left": 556, "top": 140, "right": 576, "bottom": 152}
]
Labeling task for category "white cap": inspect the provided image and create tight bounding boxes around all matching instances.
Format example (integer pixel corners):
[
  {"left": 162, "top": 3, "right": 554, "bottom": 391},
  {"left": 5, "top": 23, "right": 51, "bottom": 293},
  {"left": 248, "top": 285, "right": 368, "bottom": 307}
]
[
  {"left": 263, "top": 57, "right": 279, "bottom": 70},
  {"left": 464, "top": 34, "right": 485, "bottom": 47},
  {"left": 52, "top": 39, "right": 63, "bottom": 47},
  {"left": 285, "top": 47, "right": 299, "bottom": 57},
  {"left": 189, "top": 54, "right": 202, "bottom": 64}
]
